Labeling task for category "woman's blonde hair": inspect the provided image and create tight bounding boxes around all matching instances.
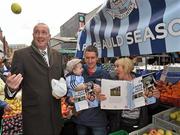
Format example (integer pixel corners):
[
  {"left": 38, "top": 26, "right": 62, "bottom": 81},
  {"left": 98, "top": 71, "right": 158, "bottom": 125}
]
[{"left": 115, "top": 57, "right": 134, "bottom": 74}]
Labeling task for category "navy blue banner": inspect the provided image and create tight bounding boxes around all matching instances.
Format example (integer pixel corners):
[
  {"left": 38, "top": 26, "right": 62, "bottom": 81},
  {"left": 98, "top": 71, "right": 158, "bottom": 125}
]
[{"left": 76, "top": 0, "right": 180, "bottom": 58}]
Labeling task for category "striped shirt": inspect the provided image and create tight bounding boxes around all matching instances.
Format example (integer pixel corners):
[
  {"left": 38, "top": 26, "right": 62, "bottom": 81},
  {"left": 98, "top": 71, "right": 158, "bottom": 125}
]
[{"left": 66, "top": 74, "right": 84, "bottom": 96}]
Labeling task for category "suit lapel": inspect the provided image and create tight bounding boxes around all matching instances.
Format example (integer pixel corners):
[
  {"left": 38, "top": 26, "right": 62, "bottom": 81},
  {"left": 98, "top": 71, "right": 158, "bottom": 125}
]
[{"left": 48, "top": 48, "right": 54, "bottom": 67}]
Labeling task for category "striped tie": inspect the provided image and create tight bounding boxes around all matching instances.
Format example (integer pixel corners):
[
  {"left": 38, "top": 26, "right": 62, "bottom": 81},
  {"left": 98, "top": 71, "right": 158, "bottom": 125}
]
[{"left": 41, "top": 50, "right": 48, "bottom": 66}]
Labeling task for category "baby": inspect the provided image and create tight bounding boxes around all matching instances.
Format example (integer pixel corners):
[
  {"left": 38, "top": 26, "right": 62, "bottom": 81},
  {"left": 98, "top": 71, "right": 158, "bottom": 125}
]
[
  {"left": 65, "top": 58, "right": 97, "bottom": 113},
  {"left": 65, "top": 58, "right": 87, "bottom": 99}
]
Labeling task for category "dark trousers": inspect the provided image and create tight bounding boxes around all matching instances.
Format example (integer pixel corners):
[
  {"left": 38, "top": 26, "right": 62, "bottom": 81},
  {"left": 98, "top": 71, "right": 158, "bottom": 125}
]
[{"left": 60, "top": 120, "right": 77, "bottom": 135}]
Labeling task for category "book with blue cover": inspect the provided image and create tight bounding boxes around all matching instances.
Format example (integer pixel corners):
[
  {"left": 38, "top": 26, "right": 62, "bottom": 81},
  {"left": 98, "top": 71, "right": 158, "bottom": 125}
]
[
  {"left": 101, "top": 73, "right": 157, "bottom": 110},
  {"left": 73, "top": 83, "right": 99, "bottom": 112}
]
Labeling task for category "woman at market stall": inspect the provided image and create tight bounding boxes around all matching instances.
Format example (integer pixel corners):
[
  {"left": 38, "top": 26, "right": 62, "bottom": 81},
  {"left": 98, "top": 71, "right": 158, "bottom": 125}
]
[{"left": 100, "top": 57, "right": 149, "bottom": 133}]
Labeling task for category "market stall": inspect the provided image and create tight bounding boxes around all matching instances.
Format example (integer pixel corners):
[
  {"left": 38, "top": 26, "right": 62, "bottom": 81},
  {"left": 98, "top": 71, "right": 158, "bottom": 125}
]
[
  {"left": 76, "top": 0, "right": 180, "bottom": 58},
  {"left": 75, "top": 0, "right": 180, "bottom": 134}
]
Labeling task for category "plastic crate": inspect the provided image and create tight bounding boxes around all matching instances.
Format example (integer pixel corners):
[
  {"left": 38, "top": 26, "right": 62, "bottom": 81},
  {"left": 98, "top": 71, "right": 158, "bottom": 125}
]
[
  {"left": 152, "top": 107, "right": 180, "bottom": 134},
  {"left": 129, "top": 123, "right": 178, "bottom": 135},
  {"left": 109, "top": 130, "right": 128, "bottom": 135}
]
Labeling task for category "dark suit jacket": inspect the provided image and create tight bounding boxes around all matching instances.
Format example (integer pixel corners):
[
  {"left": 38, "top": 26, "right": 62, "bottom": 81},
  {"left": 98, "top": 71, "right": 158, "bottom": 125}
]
[{"left": 6, "top": 45, "right": 64, "bottom": 135}]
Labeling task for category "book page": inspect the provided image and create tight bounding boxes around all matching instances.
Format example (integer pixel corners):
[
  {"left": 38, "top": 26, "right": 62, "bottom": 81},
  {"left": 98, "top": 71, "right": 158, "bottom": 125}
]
[
  {"left": 101, "top": 79, "right": 130, "bottom": 110},
  {"left": 132, "top": 76, "right": 146, "bottom": 108},
  {"left": 160, "top": 65, "right": 168, "bottom": 81},
  {"left": 74, "top": 89, "right": 99, "bottom": 112},
  {"left": 141, "top": 73, "right": 157, "bottom": 105}
]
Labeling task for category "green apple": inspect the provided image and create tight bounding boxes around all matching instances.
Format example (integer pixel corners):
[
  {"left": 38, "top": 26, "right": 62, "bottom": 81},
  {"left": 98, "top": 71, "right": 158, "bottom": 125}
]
[
  {"left": 142, "top": 133, "right": 148, "bottom": 135},
  {"left": 176, "top": 116, "right": 180, "bottom": 122},
  {"left": 165, "top": 130, "right": 172, "bottom": 135},
  {"left": 170, "top": 112, "right": 176, "bottom": 120},
  {"left": 176, "top": 111, "right": 180, "bottom": 114},
  {"left": 157, "top": 128, "right": 165, "bottom": 135},
  {"left": 174, "top": 111, "right": 179, "bottom": 115}
]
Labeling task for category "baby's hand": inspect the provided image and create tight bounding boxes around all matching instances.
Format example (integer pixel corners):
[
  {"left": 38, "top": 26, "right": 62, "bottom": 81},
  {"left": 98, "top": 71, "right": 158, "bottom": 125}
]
[{"left": 69, "top": 96, "right": 75, "bottom": 103}]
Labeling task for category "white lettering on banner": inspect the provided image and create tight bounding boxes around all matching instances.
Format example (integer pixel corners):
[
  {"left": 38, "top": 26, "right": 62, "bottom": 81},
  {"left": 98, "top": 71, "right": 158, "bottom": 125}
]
[
  {"left": 168, "top": 19, "right": 180, "bottom": 36},
  {"left": 155, "top": 23, "right": 167, "bottom": 39},
  {"left": 79, "top": 18, "right": 180, "bottom": 51},
  {"left": 93, "top": 41, "right": 101, "bottom": 49},
  {"left": 134, "top": 30, "right": 142, "bottom": 43},
  {"left": 126, "top": 32, "right": 133, "bottom": 44},
  {"left": 103, "top": 39, "right": 109, "bottom": 48},
  {"left": 143, "top": 27, "right": 155, "bottom": 41},
  {"left": 116, "top": 35, "right": 124, "bottom": 46}
]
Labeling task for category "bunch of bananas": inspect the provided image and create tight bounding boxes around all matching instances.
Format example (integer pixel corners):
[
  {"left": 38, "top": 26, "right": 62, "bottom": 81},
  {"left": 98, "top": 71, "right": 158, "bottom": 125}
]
[{"left": 3, "top": 98, "right": 22, "bottom": 118}]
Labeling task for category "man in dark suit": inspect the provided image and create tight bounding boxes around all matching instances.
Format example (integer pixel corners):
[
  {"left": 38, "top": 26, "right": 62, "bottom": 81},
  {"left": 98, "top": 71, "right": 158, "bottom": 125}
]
[{"left": 5, "top": 23, "right": 64, "bottom": 135}]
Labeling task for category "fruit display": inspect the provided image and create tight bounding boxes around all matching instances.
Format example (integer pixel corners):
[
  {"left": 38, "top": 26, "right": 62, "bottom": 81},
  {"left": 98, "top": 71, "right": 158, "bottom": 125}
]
[
  {"left": 153, "top": 108, "right": 180, "bottom": 134},
  {"left": 129, "top": 124, "right": 178, "bottom": 135},
  {"left": 169, "top": 110, "right": 180, "bottom": 123},
  {"left": 2, "top": 114, "right": 23, "bottom": 134},
  {"left": 2, "top": 98, "right": 23, "bottom": 134},
  {"left": 142, "top": 128, "right": 173, "bottom": 135},
  {"left": 156, "top": 80, "right": 180, "bottom": 106},
  {"left": 0, "top": 78, "right": 5, "bottom": 100},
  {"left": 61, "top": 97, "right": 74, "bottom": 119},
  {"left": 3, "top": 98, "right": 22, "bottom": 118}
]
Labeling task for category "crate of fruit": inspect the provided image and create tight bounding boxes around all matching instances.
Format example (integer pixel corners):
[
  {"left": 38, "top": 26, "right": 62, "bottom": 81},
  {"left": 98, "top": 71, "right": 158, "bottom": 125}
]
[
  {"left": 129, "top": 123, "right": 178, "bottom": 135},
  {"left": 1, "top": 98, "right": 23, "bottom": 134},
  {"left": 152, "top": 107, "right": 180, "bottom": 134}
]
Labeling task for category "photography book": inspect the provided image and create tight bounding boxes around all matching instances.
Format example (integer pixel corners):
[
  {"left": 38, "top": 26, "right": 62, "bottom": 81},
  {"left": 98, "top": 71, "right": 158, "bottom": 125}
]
[
  {"left": 73, "top": 83, "right": 99, "bottom": 112},
  {"left": 101, "top": 73, "right": 157, "bottom": 110}
]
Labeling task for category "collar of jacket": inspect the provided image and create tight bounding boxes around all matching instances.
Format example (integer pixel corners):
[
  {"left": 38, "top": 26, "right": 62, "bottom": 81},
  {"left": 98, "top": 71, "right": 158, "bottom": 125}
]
[
  {"left": 31, "top": 41, "right": 50, "bottom": 55},
  {"left": 31, "top": 41, "right": 52, "bottom": 67}
]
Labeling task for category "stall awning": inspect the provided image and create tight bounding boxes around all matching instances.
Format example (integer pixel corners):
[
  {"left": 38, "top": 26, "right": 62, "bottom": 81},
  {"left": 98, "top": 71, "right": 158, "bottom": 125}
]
[{"left": 76, "top": 0, "right": 180, "bottom": 58}]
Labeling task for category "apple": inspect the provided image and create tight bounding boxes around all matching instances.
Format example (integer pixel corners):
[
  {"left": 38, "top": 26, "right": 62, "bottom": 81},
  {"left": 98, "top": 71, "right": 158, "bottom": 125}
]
[
  {"left": 149, "top": 129, "right": 157, "bottom": 135},
  {"left": 169, "top": 112, "right": 176, "bottom": 120},
  {"left": 165, "top": 130, "right": 172, "bottom": 135},
  {"left": 157, "top": 129, "right": 165, "bottom": 135},
  {"left": 142, "top": 133, "right": 148, "bottom": 135},
  {"left": 156, "top": 132, "right": 163, "bottom": 135},
  {"left": 176, "top": 116, "right": 180, "bottom": 122},
  {"left": 11, "top": 3, "right": 22, "bottom": 14}
]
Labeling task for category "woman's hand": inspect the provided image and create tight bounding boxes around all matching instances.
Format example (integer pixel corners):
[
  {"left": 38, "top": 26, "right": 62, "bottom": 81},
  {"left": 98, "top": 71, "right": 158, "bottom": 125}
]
[{"left": 96, "top": 93, "right": 107, "bottom": 101}]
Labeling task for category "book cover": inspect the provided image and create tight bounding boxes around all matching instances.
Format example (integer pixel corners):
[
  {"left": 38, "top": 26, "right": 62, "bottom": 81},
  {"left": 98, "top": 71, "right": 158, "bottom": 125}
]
[
  {"left": 73, "top": 86, "right": 99, "bottom": 112},
  {"left": 101, "top": 73, "right": 157, "bottom": 110}
]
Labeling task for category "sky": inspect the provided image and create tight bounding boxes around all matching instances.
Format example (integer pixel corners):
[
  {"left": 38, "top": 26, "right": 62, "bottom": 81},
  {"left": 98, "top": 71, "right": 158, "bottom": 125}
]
[{"left": 0, "top": 0, "right": 105, "bottom": 45}]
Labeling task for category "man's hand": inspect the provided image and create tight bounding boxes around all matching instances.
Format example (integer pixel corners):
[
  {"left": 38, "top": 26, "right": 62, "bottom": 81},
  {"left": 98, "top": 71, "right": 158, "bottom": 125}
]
[
  {"left": 152, "top": 88, "right": 160, "bottom": 98},
  {"left": 6, "top": 72, "right": 23, "bottom": 91}
]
